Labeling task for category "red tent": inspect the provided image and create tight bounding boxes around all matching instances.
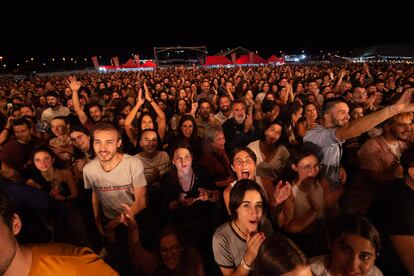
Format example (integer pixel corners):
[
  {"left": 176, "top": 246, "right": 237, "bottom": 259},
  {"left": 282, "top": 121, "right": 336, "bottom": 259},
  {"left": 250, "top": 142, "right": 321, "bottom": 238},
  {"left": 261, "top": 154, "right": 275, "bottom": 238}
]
[
  {"left": 123, "top": 59, "right": 138, "bottom": 67},
  {"left": 236, "top": 54, "right": 267, "bottom": 64},
  {"left": 142, "top": 60, "right": 157, "bottom": 67},
  {"left": 267, "top": 55, "right": 285, "bottom": 63},
  {"left": 205, "top": 56, "right": 232, "bottom": 65}
]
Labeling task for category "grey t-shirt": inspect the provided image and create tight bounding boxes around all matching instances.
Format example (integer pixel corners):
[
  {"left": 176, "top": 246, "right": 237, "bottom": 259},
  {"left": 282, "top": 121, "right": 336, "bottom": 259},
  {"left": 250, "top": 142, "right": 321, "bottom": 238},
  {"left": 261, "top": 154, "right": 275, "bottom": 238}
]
[
  {"left": 303, "top": 125, "right": 344, "bottom": 187},
  {"left": 212, "top": 220, "right": 273, "bottom": 269},
  {"left": 83, "top": 154, "right": 147, "bottom": 219}
]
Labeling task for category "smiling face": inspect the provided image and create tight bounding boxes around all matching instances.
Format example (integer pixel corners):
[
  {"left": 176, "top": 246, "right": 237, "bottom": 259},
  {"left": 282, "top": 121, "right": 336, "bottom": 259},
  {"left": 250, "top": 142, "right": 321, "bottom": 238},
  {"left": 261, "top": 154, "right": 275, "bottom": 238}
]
[
  {"left": 89, "top": 106, "right": 102, "bottom": 122},
  {"left": 140, "top": 130, "right": 158, "bottom": 154},
  {"left": 50, "top": 118, "right": 68, "bottom": 137},
  {"left": 232, "top": 150, "right": 256, "bottom": 180},
  {"left": 160, "top": 234, "right": 181, "bottom": 271},
  {"left": 329, "top": 233, "right": 377, "bottom": 276},
  {"left": 292, "top": 154, "right": 320, "bottom": 183},
  {"left": 93, "top": 129, "right": 121, "bottom": 163},
  {"left": 388, "top": 113, "right": 413, "bottom": 141},
  {"left": 235, "top": 190, "right": 263, "bottom": 233},
  {"left": 327, "top": 102, "right": 350, "bottom": 127},
  {"left": 33, "top": 151, "right": 54, "bottom": 172},
  {"left": 141, "top": 115, "right": 154, "bottom": 131}
]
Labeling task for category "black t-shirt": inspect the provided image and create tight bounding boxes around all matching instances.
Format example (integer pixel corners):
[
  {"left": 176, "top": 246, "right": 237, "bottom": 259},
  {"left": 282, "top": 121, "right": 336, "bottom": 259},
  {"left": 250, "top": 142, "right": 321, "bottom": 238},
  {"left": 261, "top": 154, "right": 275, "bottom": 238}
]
[
  {"left": 367, "top": 179, "right": 414, "bottom": 275},
  {"left": 162, "top": 167, "right": 216, "bottom": 228}
]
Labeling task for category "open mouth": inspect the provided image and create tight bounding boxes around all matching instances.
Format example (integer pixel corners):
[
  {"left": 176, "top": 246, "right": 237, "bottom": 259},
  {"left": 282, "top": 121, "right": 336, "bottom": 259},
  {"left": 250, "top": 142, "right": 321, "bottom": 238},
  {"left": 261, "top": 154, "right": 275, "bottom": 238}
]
[{"left": 241, "top": 170, "right": 250, "bottom": 179}]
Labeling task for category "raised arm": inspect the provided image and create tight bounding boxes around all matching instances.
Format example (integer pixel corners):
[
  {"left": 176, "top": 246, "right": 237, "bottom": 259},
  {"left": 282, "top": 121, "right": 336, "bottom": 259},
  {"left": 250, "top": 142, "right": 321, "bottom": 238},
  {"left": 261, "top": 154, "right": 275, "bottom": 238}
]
[
  {"left": 125, "top": 88, "right": 145, "bottom": 147},
  {"left": 68, "top": 76, "right": 89, "bottom": 125},
  {"left": 336, "top": 88, "right": 414, "bottom": 141},
  {"left": 144, "top": 82, "right": 166, "bottom": 141},
  {"left": 0, "top": 116, "right": 14, "bottom": 145},
  {"left": 120, "top": 203, "right": 156, "bottom": 276}
]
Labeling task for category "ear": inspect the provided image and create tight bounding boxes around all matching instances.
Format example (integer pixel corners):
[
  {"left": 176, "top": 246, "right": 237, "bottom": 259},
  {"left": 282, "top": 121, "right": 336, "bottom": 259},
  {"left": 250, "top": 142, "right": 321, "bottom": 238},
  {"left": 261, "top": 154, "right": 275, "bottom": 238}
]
[
  {"left": 292, "top": 164, "right": 298, "bottom": 172},
  {"left": 231, "top": 164, "right": 235, "bottom": 172},
  {"left": 11, "top": 214, "right": 22, "bottom": 236},
  {"left": 117, "top": 138, "right": 122, "bottom": 149}
]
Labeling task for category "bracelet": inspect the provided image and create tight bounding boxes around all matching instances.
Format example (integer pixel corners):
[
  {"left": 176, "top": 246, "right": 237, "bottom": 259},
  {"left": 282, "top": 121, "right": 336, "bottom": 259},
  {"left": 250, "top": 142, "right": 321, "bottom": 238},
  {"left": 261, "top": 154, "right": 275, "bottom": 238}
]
[{"left": 240, "top": 258, "right": 253, "bottom": 271}]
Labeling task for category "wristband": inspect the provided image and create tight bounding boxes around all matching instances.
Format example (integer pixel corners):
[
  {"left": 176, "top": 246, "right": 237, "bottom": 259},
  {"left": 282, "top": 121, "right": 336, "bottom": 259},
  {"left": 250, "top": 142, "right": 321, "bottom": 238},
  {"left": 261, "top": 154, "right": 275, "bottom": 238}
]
[{"left": 240, "top": 258, "right": 253, "bottom": 271}]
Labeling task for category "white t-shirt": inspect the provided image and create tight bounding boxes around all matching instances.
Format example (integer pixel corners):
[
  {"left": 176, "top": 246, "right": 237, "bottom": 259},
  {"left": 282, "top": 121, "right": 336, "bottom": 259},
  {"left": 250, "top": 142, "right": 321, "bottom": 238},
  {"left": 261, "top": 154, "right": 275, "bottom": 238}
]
[
  {"left": 310, "top": 255, "right": 383, "bottom": 276},
  {"left": 83, "top": 154, "right": 147, "bottom": 219}
]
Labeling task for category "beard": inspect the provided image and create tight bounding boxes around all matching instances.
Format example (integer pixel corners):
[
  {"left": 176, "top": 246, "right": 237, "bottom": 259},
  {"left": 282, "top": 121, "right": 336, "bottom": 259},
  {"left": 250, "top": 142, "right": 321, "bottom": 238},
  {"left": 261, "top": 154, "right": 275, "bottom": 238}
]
[
  {"left": 234, "top": 114, "right": 246, "bottom": 124},
  {"left": 0, "top": 236, "right": 17, "bottom": 275}
]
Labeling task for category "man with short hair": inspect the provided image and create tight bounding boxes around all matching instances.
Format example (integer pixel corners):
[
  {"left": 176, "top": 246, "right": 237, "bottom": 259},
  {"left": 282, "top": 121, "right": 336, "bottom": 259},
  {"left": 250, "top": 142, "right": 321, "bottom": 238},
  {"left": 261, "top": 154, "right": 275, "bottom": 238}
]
[
  {"left": 40, "top": 91, "right": 70, "bottom": 123},
  {"left": 68, "top": 76, "right": 102, "bottom": 130},
  {"left": 0, "top": 118, "right": 43, "bottom": 182},
  {"left": 345, "top": 112, "right": 413, "bottom": 214},
  {"left": 214, "top": 95, "right": 233, "bottom": 125},
  {"left": 223, "top": 99, "right": 257, "bottom": 154},
  {"left": 303, "top": 88, "right": 414, "bottom": 188},
  {"left": 83, "top": 121, "right": 147, "bottom": 274},
  {"left": 196, "top": 80, "right": 216, "bottom": 103},
  {"left": 196, "top": 99, "right": 219, "bottom": 137},
  {"left": 368, "top": 148, "right": 414, "bottom": 275},
  {"left": 0, "top": 191, "right": 118, "bottom": 276}
]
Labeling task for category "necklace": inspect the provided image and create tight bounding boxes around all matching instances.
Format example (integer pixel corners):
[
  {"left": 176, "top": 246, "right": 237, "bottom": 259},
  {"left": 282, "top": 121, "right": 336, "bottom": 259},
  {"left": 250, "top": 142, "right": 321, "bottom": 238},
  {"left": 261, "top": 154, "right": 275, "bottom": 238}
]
[{"left": 233, "top": 220, "right": 248, "bottom": 239}]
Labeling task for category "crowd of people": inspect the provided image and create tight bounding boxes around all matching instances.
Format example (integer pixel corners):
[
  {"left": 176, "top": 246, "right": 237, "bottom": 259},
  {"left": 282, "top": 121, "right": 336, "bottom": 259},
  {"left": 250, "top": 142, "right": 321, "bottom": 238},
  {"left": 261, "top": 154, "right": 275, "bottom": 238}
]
[{"left": 1, "top": 62, "right": 414, "bottom": 275}]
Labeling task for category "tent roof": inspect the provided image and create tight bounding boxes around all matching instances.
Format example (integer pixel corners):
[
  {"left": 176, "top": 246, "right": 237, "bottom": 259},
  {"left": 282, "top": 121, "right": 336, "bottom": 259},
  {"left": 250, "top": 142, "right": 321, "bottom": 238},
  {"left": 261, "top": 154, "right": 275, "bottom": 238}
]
[
  {"left": 205, "top": 55, "right": 233, "bottom": 65},
  {"left": 267, "top": 55, "right": 284, "bottom": 63},
  {"left": 142, "top": 60, "right": 156, "bottom": 67},
  {"left": 236, "top": 54, "right": 267, "bottom": 64},
  {"left": 123, "top": 59, "right": 137, "bottom": 67}
]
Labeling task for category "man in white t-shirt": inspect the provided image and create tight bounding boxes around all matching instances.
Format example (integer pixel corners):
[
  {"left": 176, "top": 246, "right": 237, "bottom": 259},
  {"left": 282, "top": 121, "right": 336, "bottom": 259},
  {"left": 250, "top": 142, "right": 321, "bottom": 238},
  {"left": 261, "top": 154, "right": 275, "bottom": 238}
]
[{"left": 83, "top": 121, "right": 147, "bottom": 274}]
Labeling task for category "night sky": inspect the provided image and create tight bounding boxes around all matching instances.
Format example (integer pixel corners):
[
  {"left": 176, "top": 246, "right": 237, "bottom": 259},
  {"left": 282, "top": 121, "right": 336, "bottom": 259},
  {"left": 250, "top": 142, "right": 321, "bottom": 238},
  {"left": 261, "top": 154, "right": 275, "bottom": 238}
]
[{"left": 1, "top": 0, "right": 413, "bottom": 64}]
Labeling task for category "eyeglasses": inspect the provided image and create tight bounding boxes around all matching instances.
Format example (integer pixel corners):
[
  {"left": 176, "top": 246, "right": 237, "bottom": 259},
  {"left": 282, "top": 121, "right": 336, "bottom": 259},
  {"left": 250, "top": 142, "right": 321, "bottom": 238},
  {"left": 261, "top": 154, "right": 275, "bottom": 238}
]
[
  {"left": 160, "top": 244, "right": 181, "bottom": 256},
  {"left": 296, "top": 164, "right": 320, "bottom": 171}
]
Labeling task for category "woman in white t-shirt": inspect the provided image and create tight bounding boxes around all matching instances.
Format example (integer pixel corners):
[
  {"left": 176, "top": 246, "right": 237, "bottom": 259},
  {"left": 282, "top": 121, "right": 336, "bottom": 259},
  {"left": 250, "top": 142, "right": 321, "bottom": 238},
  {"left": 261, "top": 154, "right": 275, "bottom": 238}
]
[{"left": 310, "top": 213, "right": 383, "bottom": 276}]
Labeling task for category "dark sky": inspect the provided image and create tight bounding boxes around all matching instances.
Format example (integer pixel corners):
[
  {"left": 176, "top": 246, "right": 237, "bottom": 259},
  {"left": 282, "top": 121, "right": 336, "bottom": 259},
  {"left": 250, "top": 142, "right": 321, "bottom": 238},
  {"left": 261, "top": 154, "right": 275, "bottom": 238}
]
[{"left": 1, "top": 0, "right": 413, "bottom": 63}]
